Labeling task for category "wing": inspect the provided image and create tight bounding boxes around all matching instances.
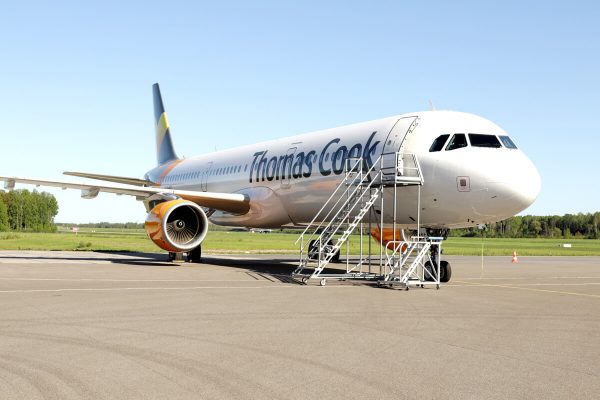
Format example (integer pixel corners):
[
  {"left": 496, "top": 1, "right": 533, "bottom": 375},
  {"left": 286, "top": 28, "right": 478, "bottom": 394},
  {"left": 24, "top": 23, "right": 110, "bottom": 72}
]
[
  {"left": 63, "top": 171, "right": 151, "bottom": 187},
  {"left": 0, "top": 176, "right": 249, "bottom": 214}
]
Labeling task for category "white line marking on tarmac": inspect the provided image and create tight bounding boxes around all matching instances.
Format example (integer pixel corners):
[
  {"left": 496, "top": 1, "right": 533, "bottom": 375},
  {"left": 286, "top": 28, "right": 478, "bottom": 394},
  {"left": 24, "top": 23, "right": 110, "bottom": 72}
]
[
  {"left": 461, "top": 276, "right": 600, "bottom": 280},
  {"left": 0, "top": 285, "right": 355, "bottom": 294},
  {"left": 0, "top": 278, "right": 256, "bottom": 282}
]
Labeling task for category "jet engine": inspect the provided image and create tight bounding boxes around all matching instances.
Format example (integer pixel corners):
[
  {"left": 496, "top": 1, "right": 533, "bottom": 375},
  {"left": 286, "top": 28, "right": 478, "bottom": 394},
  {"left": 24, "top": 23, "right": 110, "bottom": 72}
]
[{"left": 144, "top": 199, "right": 208, "bottom": 252}]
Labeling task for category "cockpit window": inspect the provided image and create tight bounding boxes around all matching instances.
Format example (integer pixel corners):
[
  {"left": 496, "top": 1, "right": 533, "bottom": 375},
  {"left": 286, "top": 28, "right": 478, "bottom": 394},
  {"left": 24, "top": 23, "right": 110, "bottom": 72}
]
[
  {"left": 499, "top": 135, "right": 518, "bottom": 149},
  {"left": 429, "top": 134, "right": 450, "bottom": 152},
  {"left": 469, "top": 134, "right": 502, "bottom": 148},
  {"left": 445, "top": 134, "right": 467, "bottom": 151}
]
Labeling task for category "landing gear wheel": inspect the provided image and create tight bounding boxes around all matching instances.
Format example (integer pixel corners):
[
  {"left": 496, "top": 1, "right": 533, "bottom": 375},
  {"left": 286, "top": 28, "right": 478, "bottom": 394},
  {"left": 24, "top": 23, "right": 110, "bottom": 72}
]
[
  {"left": 168, "top": 252, "right": 183, "bottom": 262},
  {"left": 187, "top": 246, "right": 202, "bottom": 263},
  {"left": 320, "top": 278, "right": 327, "bottom": 287},
  {"left": 308, "top": 240, "right": 318, "bottom": 260},
  {"left": 308, "top": 240, "right": 340, "bottom": 263},
  {"left": 423, "top": 261, "right": 435, "bottom": 281},
  {"left": 329, "top": 240, "right": 341, "bottom": 263},
  {"left": 440, "top": 260, "right": 452, "bottom": 283}
]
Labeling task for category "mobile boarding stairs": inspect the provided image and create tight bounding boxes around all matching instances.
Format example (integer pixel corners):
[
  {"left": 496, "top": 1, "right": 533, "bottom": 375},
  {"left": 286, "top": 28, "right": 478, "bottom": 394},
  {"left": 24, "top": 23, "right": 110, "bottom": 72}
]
[{"left": 293, "top": 152, "right": 444, "bottom": 289}]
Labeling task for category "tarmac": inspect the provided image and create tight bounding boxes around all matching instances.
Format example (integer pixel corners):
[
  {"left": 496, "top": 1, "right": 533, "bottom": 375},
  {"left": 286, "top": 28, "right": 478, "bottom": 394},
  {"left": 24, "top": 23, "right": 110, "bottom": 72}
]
[{"left": 0, "top": 251, "right": 598, "bottom": 399}]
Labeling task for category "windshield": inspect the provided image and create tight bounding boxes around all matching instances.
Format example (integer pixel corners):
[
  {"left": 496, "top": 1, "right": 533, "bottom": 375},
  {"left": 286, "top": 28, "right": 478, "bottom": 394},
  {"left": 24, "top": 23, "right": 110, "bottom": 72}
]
[
  {"left": 445, "top": 134, "right": 468, "bottom": 150},
  {"left": 429, "top": 134, "right": 450, "bottom": 152},
  {"left": 499, "top": 135, "right": 518, "bottom": 149},
  {"left": 469, "top": 134, "right": 502, "bottom": 148}
]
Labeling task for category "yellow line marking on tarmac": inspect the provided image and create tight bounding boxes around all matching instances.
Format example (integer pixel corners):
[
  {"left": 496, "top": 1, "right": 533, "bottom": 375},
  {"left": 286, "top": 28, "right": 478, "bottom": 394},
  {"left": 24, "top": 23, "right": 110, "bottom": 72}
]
[
  {"left": 499, "top": 283, "right": 600, "bottom": 286},
  {"left": 453, "top": 280, "right": 600, "bottom": 299}
]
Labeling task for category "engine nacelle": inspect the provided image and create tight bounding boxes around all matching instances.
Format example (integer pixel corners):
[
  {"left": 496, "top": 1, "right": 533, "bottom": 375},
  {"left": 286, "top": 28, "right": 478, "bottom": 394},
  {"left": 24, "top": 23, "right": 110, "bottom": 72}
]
[{"left": 144, "top": 200, "right": 208, "bottom": 252}]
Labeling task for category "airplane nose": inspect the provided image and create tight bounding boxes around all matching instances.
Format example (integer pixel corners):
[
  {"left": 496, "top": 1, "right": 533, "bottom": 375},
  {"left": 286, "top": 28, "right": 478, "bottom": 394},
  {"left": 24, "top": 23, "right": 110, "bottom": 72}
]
[
  {"left": 483, "top": 153, "right": 541, "bottom": 215},
  {"left": 518, "top": 157, "right": 541, "bottom": 207}
]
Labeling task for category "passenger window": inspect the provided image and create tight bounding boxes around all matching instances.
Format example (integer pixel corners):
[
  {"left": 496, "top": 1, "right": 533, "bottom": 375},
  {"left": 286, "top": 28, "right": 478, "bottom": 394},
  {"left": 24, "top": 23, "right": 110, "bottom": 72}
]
[
  {"left": 429, "top": 134, "right": 450, "bottom": 152},
  {"left": 499, "top": 135, "right": 518, "bottom": 149},
  {"left": 469, "top": 134, "right": 502, "bottom": 148},
  {"left": 445, "top": 134, "right": 468, "bottom": 151}
]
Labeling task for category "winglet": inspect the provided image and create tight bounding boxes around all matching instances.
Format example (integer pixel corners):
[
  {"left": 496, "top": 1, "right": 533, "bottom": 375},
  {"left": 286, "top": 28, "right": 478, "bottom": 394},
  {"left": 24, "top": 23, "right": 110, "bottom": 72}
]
[{"left": 153, "top": 83, "right": 179, "bottom": 165}]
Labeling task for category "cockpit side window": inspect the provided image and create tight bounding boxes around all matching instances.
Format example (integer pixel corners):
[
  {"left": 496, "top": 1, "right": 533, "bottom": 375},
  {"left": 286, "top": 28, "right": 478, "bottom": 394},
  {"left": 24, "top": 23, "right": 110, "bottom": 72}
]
[
  {"left": 445, "top": 134, "right": 467, "bottom": 151},
  {"left": 469, "top": 134, "right": 502, "bottom": 148},
  {"left": 499, "top": 135, "right": 518, "bottom": 149},
  {"left": 429, "top": 134, "right": 450, "bottom": 152}
]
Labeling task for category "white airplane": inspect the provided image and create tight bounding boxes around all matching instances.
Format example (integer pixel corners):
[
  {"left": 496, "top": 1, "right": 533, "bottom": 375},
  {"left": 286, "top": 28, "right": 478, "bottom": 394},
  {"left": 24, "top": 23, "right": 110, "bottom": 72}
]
[{"left": 1, "top": 84, "right": 541, "bottom": 268}]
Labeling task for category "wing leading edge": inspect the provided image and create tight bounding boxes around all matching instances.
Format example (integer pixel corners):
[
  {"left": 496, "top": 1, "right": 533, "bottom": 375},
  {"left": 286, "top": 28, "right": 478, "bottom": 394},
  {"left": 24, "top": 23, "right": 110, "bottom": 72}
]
[
  {"left": 0, "top": 176, "right": 250, "bottom": 214},
  {"left": 63, "top": 171, "right": 152, "bottom": 187}
]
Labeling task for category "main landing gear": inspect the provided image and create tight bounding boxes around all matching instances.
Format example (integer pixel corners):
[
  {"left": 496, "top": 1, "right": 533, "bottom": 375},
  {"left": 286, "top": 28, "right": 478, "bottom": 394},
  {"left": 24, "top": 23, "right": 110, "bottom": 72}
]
[
  {"left": 424, "top": 259, "right": 452, "bottom": 283},
  {"left": 307, "top": 239, "right": 340, "bottom": 263},
  {"left": 168, "top": 245, "right": 202, "bottom": 263},
  {"left": 425, "top": 239, "right": 452, "bottom": 283}
]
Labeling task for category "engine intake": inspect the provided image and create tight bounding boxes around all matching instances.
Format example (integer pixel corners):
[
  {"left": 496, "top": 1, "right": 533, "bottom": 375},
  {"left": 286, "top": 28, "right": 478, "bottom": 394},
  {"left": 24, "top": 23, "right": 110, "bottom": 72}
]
[{"left": 145, "top": 200, "right": 208, "bottom": 252}]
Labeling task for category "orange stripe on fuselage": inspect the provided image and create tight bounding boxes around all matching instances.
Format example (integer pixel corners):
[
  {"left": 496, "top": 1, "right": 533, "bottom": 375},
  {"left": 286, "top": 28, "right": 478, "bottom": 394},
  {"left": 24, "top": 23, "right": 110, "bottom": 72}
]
[{"left": 155, "top": 159, "right": 185, "bottom": 187}]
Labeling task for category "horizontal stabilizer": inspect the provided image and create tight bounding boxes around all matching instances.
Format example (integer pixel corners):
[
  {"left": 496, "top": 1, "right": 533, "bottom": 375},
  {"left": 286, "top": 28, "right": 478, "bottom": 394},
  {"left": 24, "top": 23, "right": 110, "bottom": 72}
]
[{"left": 64, "top": 171, "right": 151, "bottom": 187}]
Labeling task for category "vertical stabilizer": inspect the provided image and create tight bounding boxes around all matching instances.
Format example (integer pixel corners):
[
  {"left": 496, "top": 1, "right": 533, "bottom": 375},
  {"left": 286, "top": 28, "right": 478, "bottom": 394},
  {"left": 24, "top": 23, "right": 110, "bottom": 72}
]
[{"left": 153, "top": 83, "right": 178, "bottom": 165}]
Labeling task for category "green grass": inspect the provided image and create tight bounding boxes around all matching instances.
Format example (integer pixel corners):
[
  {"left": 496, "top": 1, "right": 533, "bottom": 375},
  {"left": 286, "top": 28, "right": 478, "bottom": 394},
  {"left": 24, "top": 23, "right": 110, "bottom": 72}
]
[
  {"left": 443, "top": 237, "right": 600, "bottom": 256},
  {"left": 0, "top": 231, "right": 599, "bottom": 256}
]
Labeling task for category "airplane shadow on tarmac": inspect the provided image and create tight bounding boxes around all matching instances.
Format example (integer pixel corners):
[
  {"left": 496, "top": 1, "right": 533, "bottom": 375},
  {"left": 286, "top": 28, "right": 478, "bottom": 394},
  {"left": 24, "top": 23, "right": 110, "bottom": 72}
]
[
  {"left": 0, "top": 251, "right": 174, "bottom": 267},
  {"left": 0, "top": 251, "right": 370, "bottom": 285}
]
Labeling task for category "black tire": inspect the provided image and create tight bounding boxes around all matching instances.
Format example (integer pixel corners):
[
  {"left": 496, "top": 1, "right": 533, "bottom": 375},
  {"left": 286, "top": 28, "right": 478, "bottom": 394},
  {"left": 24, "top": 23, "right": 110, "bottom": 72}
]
[
  {"left": 440, "top": 260, "right": 452, "bottom": 282},
  {"left": 308, "top": 240, "right": 318, "bottom": 260},
  {"left": 329, "top": 240, "right": 341, "bottom": 263},
  {"left": 169, "top": 252, "right": 184, "bottom": 262},
  {"left": 308, "top": 239, "right": 340, "bottom": 262},
  {"left": 187, "top": 246, "right": 202, "bottom": 263},
  {"left": 423, "top": 261, "right": 435, "bottom": 281}
]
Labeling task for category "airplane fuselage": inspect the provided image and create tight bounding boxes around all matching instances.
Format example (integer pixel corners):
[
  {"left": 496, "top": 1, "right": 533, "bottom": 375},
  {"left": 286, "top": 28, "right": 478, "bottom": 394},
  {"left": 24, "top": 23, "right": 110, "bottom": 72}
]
[{"left": 145, "top": 110, "right": 541, "bottom": 229}]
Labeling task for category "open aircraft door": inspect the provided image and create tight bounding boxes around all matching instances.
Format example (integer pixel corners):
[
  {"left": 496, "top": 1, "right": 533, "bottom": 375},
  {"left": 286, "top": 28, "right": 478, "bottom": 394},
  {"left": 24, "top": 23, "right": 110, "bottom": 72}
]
[{"left": 379, "top": 117, "right": 418, "bottom": 178}]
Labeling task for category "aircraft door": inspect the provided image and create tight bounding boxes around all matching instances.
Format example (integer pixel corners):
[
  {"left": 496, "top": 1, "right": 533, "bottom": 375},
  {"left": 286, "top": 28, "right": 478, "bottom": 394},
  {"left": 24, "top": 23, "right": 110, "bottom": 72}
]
[
  {"left": 280, "top": 147, "right": 297, "bottom": 188},
  {"left": 380, "top": 117, "right": 417, "bottom": 177},
  {"left": 201, "top": 162, "right": 213, "bottom": 192}
]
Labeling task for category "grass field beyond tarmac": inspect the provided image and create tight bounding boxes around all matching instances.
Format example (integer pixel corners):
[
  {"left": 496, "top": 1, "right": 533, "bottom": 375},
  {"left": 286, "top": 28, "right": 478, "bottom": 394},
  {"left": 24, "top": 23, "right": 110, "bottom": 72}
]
[{"left": 0, "top": 229, "right": 598, "bottom": 256}]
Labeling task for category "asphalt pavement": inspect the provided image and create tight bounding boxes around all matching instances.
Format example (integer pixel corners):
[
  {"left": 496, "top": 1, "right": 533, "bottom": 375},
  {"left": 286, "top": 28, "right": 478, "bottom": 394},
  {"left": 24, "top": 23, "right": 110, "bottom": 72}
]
[{"left": 0, "top": 251, "right": 598, "bottom": 399}]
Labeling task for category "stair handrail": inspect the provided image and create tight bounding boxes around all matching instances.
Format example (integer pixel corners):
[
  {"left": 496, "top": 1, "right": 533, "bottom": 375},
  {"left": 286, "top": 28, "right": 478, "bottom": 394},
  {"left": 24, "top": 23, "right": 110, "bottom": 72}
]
[
  {"left": 295, "top": 155, "right": 382, "bottom": 248},
  {"left": 294, "top": 157, "right": 364, "bottom": 245},
  {"left": 298, "top": 166, "right": 382, "bottom": 255},
  {"left": 379, "top": 152, "right": 424, "bottom": 183},
  {"left": 311, "top": 177, "right": 380, "bottom": 250}
]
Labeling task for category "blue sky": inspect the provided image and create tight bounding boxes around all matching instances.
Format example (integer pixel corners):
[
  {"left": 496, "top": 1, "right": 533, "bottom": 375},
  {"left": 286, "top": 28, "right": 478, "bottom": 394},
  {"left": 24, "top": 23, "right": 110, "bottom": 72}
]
[{"left": 1, "top": 1, "right": 598, "bottom": 223}]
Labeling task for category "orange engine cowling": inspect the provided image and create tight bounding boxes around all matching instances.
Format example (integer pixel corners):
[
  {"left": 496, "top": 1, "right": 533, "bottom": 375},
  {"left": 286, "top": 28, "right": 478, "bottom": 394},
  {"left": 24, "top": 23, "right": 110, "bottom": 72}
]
[
  {"left": 144, "top": 200, "right": 208, "bottom": 252},
  {"left": 371, "top": 227, "right": 407, "bottom": 252}
]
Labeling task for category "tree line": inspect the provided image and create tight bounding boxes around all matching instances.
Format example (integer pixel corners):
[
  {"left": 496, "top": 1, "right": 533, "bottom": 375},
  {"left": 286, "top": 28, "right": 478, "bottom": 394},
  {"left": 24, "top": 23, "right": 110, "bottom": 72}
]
[
  {"left": 1, "top": 189, "right": 599, "bottom": 239},
  {"left": 0, "top": 189, "right": 59, "bottom": 232},
  {"left": 55, "top": 222, "right": 144, "bottom": 229},
  {"left": 450, "top": 213, "right": 600, "bottom": 239}
]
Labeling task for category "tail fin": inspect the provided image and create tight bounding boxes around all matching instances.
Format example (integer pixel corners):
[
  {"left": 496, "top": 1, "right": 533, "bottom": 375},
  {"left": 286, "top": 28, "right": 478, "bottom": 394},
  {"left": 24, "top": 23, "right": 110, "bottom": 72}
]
[{"left": 153, "top": 83, "right": 178, "bottom": 165}]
